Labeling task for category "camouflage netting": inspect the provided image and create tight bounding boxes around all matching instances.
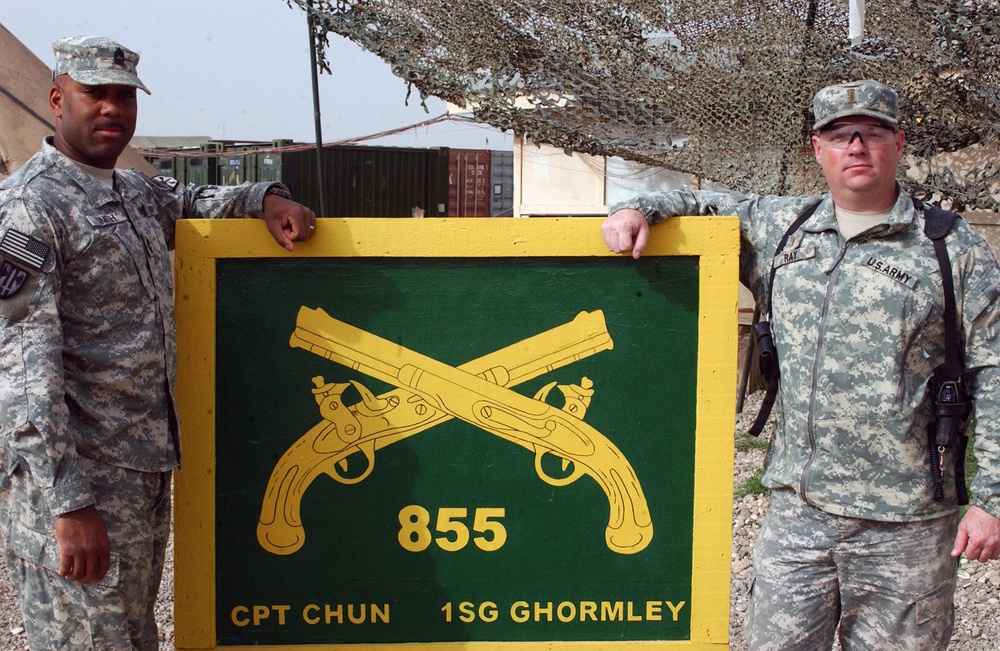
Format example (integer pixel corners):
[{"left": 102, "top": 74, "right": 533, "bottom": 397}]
[{"left": 290, "top": 0, "right": 1000, "bottom": 211}]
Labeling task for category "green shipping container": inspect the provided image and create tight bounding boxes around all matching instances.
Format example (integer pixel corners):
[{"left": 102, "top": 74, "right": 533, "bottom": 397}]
[
  {"left": 253, "top": 145, "right": 450, "bottom": 218},
  {"left": 218, "top": 151, "right": 257, "bottom": 186},
  {"left": 182, "top": 156, "right": 217, "bottom": 187}
]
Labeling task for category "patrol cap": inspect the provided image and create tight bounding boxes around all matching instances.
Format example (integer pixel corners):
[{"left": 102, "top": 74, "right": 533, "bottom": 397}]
[
  {"left": 52, "top": 36, "right": 151, "bottom": 95},
  {"left": 812, "top": 79, "right": 897, "bottom": 131}
]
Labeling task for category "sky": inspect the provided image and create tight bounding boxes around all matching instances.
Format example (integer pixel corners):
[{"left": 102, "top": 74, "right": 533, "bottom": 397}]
[{"left": 2, "top": 0, "right": 513, "bottom": 150}]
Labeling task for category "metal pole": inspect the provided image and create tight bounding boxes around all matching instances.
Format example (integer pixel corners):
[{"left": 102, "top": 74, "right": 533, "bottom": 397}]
[{"left": 307, "top": 4, "right": 327, "bottom": 216}]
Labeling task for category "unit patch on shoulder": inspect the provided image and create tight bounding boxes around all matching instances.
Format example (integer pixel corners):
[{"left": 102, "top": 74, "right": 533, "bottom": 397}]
[
  {"left": 0, "top": 230, "right": 50, "bottom": 320},
  {"left": 150, "top": 175, "right": 179, "bottom": 192},
  {"left": 0, "top": 262, "right": 29, "bottom": 299}
]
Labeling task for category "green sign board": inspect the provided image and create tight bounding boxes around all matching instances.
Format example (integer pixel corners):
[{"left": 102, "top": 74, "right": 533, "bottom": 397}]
[{"left": 175, "top": 217, "right": 739, "bottom": 650}]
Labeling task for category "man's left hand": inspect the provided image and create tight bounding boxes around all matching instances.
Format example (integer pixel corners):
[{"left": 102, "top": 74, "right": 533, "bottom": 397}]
[
  {"left": 263, "top": 194, "right": 317, "bottom": 251},
  {"left": 952, "top": 505, "right": 1000, "bottom": 562}
]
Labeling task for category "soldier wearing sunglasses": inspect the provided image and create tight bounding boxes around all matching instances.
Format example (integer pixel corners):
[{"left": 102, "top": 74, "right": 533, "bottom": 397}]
[{"left": 601, "top": 80, "right": 1000, "bottom": 650}]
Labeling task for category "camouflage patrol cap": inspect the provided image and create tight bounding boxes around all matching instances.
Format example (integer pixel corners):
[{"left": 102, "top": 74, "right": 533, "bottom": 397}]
[
  {"left": 52, "top": 36, "right": 151, "bottom": 95},
  {"left": 813, "top": 80, "right": 897, "bottom": 130}
]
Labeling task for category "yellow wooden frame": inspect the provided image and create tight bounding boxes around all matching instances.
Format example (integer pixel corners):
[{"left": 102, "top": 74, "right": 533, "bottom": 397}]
[{"left": 174, "top": 216, "right": 739, "bottom": 650}]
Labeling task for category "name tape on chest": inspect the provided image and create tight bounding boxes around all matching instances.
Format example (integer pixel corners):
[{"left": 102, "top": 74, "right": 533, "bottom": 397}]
[
  {"left": 771, "top": 245, "right": 816, "bottom": 270},
  {"left": 863, "top": 255, "right": 919, "bottom": 289},
  {"left": 87, "top": 213, "right": 127, "bottom": 227}
]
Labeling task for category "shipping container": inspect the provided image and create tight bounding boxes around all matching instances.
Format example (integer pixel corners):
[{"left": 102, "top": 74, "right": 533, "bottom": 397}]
[
  {"left": 147, "top": 156, "right": 178, "bottom": 180},
  {"left": 217, "top": 153, "right": 251, "bottom": 186},
  {"left": 260, "top": 149, "right": 310, "bottom": 215},
  {"left": 490, "top": 151, "right": 514, "bottom": 216},
  {"left": 334, "top": 145, "right": 450, "bottom": 218},
  {"left": 269, "top": 145, "right": 450, "bottom": 218},
  {"left": 181, "top": 156, "right": 217, "bottom": 187},
  {"left": 142, "top": 144, "right": 457, "bottom": 217},
  {"left": 254, "top": 152, "right": 282, "bottom": 184},
  {"left": 447, "top": 149, "right": 491, "bottom": 217}
]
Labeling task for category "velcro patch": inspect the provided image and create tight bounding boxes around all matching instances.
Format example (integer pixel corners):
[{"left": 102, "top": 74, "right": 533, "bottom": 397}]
[
  {"left": 0, "top": 261, "right": 29, "bottom": 298},
  {"left": 150, "top": 175, "right": 179, "bottom": 192},
  {"left": 0, "top": 230, "right": 50, "bottom": 271},
  {"left": 862, "top": 255, "right": 919, "bottom": 289},
  {"left": 0, "top": 261, "right": 39, "bottom": 321}
]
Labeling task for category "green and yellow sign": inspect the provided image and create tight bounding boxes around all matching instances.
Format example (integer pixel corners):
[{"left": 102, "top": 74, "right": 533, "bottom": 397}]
[{"left": 174, "top": 217, "right": 739, "bottom": 650}]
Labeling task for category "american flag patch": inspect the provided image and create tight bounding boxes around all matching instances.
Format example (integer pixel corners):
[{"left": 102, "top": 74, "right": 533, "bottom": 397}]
[{"left": 0, "top": 230, "right": 50, "bottom": 271}]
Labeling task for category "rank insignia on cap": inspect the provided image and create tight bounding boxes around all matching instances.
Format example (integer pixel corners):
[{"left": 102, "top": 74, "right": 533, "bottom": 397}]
[
  {"left": 0, "top": 230, "right": 51, "bottom": 271},
  {"left": 0, "top": 262, "right": 29, "bottom": 299}
]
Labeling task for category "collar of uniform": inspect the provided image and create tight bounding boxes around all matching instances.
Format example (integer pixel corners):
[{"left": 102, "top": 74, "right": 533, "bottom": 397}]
[
  {"left": 870, "top": 188, "right": 918, "bottom": 237},
  {"left": 799, "top": 187, "right": 915, "bottom": 237},
  {"left": 797, "top": 195, "right": 839, "bottom": 234},
  {"left": 41, "top": 136, "right": 121, "bottom": 207}
]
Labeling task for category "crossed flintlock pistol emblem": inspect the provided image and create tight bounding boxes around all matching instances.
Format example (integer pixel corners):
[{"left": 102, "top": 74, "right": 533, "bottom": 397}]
[{"left": 257, "top": 307, "right": 653, "bottom": 556}]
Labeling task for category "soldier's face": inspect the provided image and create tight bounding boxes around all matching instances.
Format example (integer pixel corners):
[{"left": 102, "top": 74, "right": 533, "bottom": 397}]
[
  {"left": 812, "top": 116, "right": 904, "bottom": 205},
  {"left": 50, "top": 76, "right": 137, "bottom": 169}
]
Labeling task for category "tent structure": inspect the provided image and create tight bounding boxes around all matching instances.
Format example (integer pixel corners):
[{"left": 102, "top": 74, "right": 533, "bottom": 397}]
[{"left": 0, "top": 23, "right": 156, "bottom": 183}]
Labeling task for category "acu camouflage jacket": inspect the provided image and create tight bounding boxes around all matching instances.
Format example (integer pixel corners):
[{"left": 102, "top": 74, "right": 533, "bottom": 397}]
[
  {"left": 0, "top": 138, "right": 289, "bottom": 518},
  {"left": 612, "top": 188, "right": 1000, "bottom": 522}
]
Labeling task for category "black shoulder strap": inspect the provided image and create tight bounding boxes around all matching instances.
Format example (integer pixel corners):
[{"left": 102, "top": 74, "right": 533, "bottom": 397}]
[
  {"left": 748, "top": 199, "right": 822, "bottom": 437},
  {"left": 913, "top": 198, "right": 970, "bottom": 505},
  {"left": 916, "top": 199, "right": 963, "bottom": 378}
]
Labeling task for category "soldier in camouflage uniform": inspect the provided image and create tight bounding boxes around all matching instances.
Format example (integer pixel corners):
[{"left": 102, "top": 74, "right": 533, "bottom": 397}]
[
  {"left": 602, "top": 80, "right": 1000, "bottom": 649},
  {"left": 0, "top": 36, "right": 316, "bottom": 650}
]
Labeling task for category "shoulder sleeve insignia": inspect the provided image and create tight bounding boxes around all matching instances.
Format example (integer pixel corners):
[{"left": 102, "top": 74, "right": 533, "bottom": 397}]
[
  {"left": 0, "top": 230, "right": 50, "bottom": 272},
  {"left": 0, "top": 259, "right": 41, "bottom": 320},
  {"left": 0, "top": 261, "right": 30, "bottom": 299},
  {"left": 150, "top": 175, "right": 180, "bottom": 192}
]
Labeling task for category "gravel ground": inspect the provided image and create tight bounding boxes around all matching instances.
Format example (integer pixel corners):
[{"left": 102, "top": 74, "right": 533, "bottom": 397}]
[{"left": 0, "top": 392, "right": 995, "bottom": 650}]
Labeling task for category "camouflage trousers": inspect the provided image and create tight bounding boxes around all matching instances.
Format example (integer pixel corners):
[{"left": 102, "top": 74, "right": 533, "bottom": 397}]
[
  {"left": 0, "top": 456, "right": 171, "bottom": 651},
  {"left": 747, "top": 489, "right": 958, "bottom": 651}
]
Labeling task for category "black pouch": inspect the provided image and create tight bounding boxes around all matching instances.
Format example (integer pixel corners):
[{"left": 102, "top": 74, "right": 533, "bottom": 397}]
[{"left": 752, "top": 321, "right": 778, "bottom": 382}]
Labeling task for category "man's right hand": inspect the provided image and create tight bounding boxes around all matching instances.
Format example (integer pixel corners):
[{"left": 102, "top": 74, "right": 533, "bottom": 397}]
[
  {"left": 601, "top": 209, "right": 650, "bottom": 259},
  {"left": 55, "top": 505, "right": 110, "bottom": 584}
]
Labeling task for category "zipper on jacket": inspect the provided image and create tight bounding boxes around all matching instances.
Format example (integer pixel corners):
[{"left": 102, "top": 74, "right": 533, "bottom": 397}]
[{"left": 799, "top": 244, "right": 846, "bottom": 503}]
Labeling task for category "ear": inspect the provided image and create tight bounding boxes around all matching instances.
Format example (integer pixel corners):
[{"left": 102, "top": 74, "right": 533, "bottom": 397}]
[
  {"left": 812, "top": 134, "right": 822, "bottom": 163},
  {"left": 49, "top": 83, "right": 63, "bottom": 119}
]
